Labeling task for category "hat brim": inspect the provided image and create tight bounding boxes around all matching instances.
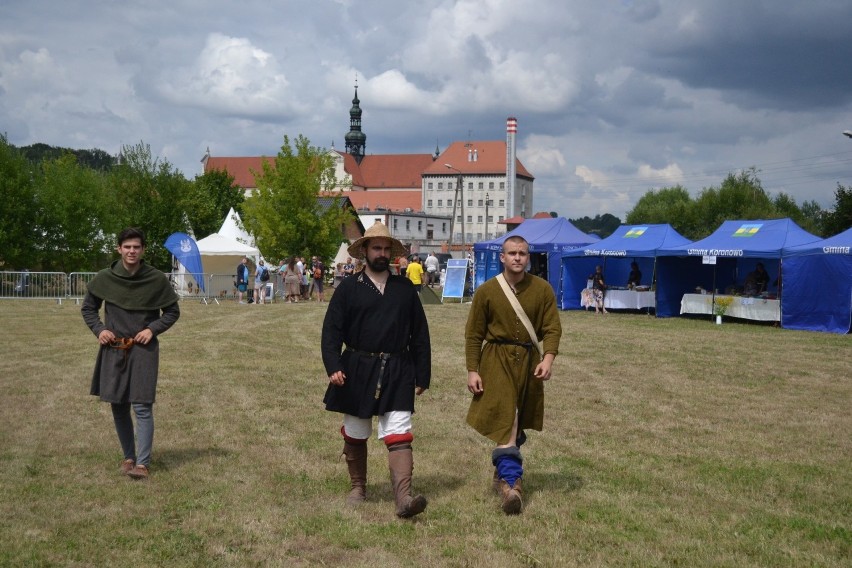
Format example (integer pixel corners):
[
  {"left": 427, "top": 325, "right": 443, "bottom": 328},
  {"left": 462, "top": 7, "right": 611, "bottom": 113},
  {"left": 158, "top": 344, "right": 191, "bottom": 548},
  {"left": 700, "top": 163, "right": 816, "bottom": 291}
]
[{"left": 347, "top": 236, "right": 407, "bottom": 260}]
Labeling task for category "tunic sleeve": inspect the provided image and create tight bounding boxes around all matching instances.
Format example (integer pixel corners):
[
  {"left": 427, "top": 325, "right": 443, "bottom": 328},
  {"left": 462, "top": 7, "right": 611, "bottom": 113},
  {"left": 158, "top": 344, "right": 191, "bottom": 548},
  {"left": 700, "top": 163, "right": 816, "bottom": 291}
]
[
  {"left": 408, "top": 291, "right": 431, "bottom": 390},
  {"left": 81, "top": 293, "right": 107, "bottom": 337},
  {"left": 464, "top": 288, "right": 488, "bottom": 371},
  {"left": 146, "top": 302, "right": 180, "bottom": 336}
]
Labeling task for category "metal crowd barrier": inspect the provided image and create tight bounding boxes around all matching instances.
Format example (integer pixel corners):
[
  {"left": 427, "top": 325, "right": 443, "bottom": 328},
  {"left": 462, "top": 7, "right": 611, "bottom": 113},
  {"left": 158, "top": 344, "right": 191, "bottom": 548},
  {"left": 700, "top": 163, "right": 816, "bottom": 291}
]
[{"left": 0, "top": 271, "right": 276, "bottom": 305}]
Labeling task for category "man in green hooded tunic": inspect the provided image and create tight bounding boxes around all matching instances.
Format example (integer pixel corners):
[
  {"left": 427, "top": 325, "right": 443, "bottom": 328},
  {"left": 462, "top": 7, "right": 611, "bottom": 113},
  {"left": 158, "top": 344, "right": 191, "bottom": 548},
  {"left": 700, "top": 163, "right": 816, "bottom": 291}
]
[
  {"left": 465, "top": 236, "right": 561, "bottom": 514},
  {"left": 81, "top": 228, "right": 180, "bottom": 480}
]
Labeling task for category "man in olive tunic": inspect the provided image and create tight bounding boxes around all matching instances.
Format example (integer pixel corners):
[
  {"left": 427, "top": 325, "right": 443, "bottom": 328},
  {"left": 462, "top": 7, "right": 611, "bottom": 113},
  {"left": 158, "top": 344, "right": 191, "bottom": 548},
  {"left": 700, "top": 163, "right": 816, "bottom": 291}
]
[
  {"left": 82, "top": 228, "right": 180, "bottom": 480},
  {"left": 322, "top": 221, "right": 431, "bottom": 518},
  {"left": 465, "top": 236, "right": 561, "bottom": 514}
]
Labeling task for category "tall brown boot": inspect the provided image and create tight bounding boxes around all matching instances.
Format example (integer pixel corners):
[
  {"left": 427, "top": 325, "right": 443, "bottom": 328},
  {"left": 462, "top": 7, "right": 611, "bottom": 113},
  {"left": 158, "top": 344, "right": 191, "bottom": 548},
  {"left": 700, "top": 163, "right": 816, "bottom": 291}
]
[
  {"left": 342, "top": 441, "right": 367, "bottom": 505},
  {"left": 499, "top": 478, "right": 523, "bottom": 515},
  {"left": 387, "top": 443, "right": 427, "bottom": 518}
]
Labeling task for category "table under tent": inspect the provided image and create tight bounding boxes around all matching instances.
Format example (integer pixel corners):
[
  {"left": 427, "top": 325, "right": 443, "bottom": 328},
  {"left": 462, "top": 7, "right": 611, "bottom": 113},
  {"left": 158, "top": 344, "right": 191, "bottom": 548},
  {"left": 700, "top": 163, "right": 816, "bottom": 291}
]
[
  {"left": 781, "top": 227, "right": 852, "bottom": 333},
  {"left": 472, "top": 217, "right": 599, "bottom": 298},
  {"left": 559, "top": 224, "right": 692, "bottom": 312},
  {"left": 655, "top": 218, "right": 822, "bottom": 320}
]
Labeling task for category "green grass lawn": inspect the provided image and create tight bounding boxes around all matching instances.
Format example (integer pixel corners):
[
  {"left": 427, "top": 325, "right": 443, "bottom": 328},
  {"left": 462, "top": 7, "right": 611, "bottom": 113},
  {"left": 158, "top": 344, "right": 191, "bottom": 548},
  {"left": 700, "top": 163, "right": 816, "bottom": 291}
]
[{"left": 0, "top": 298, "right": 849, "bottom": 567}]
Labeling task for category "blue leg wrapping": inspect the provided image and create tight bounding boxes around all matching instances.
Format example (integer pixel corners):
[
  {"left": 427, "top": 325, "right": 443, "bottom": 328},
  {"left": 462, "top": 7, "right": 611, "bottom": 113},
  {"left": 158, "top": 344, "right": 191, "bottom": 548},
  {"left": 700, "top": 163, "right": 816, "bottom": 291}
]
[{"left": 492, "top": 447, "right": 523, "bottom": 488}]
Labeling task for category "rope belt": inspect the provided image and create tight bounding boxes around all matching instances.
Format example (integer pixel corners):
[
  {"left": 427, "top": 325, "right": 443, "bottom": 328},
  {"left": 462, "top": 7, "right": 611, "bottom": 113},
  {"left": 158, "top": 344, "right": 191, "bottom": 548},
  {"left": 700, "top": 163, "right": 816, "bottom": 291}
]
[
  {"left": 344, "top": 347, "right": 408, "bottom": 399},
  {"left": 108, "top": 338, "right": 135, "bottom": 370}
]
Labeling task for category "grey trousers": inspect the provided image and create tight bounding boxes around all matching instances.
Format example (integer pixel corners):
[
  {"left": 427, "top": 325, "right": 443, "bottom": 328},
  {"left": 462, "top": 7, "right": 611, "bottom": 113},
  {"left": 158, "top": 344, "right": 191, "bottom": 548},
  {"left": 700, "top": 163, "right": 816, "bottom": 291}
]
[{"left": 111, "top": 402, "right": 154, "bottom": 467}]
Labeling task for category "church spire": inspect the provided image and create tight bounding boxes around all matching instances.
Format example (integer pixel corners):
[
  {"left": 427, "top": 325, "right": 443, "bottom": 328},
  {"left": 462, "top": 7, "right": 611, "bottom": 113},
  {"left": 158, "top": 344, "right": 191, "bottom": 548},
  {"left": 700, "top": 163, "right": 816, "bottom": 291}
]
[{"left": 344, "top": 78, "right": 366, "bottom": 164}]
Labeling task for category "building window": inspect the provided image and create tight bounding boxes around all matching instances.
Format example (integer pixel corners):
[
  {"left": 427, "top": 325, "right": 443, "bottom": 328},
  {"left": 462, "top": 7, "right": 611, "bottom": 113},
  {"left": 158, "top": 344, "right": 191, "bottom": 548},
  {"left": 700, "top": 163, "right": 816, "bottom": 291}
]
[
  {"left": 468, "top": 182, "right": 473, "bottom": 190},
  {"left": 477, "top": 199, "right": 483, "bottom": 206},
  {"left": 442, "top": 222, "right": 446, "bottom": 232},
  {"left": 418, "top": 221, "right": 422, "bottom": 231},
  {"left": 437, "top": 199, "right": 443, "bottom": 207},
  {"left": 478, "top": 182, "right": 484, "bottom": 189},
  {"left": 487, "top": 215, "right": 493, "bottom": 222},
  {"left": 437, "top": 182, "right": 443, "bottom": 190},
  {"left": 499, "top": 199, "right": 505, "bottom": 207},
  {"left": 489, "top": 182, "right": 494, "bottom": 189},
  {"left": 393, "top": 219, "right": 398, "bottom": 230},
  {"left": 457, "top": 215, "right": 462, "bottom": 222},
  {"left": 427, "top": 182, "right": 433, "bottom": 189},
  {"left": 427, "top": 199, "right": 433, "bottom": 207},
  {"left": 477, "top": 216, "right": 483, "bottom": 223},
  {"left": 498, "top": 216, "right": 504, "bottom": 221},
  {"left": 427, "top": 229, "right": 433, "bottom": 239},
  {"left": 466, "top": 215, "right": 472, "bottom": 223},
  {"left": 406, "top": 220, "right": 410, "bottom": 230},
  {"left": 476, "top": 233, "right": 483, "bottom": 240},
  {"left": 500, "top": 182, "right": 505, "bottom": 189},
  {"left": 467, "top": 199, "right": 473, "bottom": 207}
]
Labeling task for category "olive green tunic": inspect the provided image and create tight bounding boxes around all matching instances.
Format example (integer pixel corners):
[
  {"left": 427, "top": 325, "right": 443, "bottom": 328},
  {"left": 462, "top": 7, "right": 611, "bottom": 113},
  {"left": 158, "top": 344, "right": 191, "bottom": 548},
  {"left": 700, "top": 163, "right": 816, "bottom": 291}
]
[{"left": 465, "top": 272, "right": 562, "bottom": 444}]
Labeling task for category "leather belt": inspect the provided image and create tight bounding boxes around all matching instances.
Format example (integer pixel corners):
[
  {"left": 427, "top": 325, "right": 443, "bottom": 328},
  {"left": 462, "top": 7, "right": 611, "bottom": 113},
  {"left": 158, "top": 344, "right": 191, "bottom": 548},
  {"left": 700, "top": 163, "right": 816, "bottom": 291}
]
[{"left": 344, "top": 347, "right": 407, "bottom": 399}]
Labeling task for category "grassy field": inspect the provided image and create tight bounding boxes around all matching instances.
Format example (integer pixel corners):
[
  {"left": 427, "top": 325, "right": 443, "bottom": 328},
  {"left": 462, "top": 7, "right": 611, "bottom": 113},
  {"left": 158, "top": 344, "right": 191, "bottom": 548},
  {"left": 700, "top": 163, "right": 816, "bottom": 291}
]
[{"left": 0, "top": 296, "right": 849, "bottom": 567}]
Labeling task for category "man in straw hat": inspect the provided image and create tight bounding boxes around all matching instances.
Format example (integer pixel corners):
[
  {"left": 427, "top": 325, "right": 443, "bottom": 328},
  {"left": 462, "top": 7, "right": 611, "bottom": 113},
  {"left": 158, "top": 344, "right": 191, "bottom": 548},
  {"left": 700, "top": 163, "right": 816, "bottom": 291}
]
[{"left": 321, "top": 221, "right": 431, "bottom": 518}]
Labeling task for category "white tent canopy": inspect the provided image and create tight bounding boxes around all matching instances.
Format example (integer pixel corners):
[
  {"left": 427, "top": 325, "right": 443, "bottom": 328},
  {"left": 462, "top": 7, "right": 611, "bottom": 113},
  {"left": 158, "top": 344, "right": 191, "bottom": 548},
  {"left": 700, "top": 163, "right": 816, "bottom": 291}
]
[{"left": 217, "top": 207, "right": 255, "bottom": 248}]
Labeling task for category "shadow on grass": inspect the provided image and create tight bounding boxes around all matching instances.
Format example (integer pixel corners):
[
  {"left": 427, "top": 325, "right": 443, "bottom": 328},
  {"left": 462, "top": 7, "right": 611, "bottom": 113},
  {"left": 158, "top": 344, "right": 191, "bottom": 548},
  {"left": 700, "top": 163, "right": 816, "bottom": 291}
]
[{"left": 154, "top": 446, "right": 232, "bottom": 471}]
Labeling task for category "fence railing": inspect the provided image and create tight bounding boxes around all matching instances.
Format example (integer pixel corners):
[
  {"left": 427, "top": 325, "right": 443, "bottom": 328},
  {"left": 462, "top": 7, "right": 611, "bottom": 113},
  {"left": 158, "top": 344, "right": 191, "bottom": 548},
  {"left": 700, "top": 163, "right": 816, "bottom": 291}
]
[{"left": 0, "top": 271, "right": 278, "bottom": 304}]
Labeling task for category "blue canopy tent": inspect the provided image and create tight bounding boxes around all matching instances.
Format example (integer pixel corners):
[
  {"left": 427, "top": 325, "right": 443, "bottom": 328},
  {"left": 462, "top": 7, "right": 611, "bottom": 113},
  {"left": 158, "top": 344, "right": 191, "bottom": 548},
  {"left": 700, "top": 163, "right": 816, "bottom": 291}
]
[
  {"left": 781, "top": 227, "right": 852, "bottom": 333},
  {"left": 559, "top": 224, "right": 692, "bottom": 310},
  {"left": 473, "top": 217, "right": 599, "bottom": 297},
  {"left": 655, "top": 218, "right": 822, "bottom": 318}
]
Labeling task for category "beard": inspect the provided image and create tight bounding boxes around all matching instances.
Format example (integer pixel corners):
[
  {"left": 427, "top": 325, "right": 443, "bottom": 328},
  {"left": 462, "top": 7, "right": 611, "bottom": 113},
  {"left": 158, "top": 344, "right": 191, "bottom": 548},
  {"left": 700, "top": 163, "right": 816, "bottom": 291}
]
[{"left": 366, "top": 255, "right": 390, "bottom": 272}]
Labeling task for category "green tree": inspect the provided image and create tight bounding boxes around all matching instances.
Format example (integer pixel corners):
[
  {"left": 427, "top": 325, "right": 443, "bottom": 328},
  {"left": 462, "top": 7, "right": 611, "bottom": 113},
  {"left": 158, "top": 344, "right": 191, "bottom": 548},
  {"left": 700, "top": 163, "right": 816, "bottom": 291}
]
[
  {"left": 184, "top": 168, "right": 245, "bottom": 238},
  {"left": 35, "top": 154, "right": 119, "bottom": 271},
  {"left": 691, "top": 169, "right": 776, "bottom": 238},
  {"left": 241, "top": 135, "right": 350, "bottom": 262},
  {"left": 624, "top": 185, "right": 698, "bottom": 237},
  {"left": 0, "top": 136, "right": 38, "bottom": 269},
  {"left": 569, "top": 213, "right": 622, "bottom": 238},
  {"left": 109, "top": 142, "right": 192, "bottom": 270},
  {"left": 822, "top": 183, "right": 852, "bottom": 236}
]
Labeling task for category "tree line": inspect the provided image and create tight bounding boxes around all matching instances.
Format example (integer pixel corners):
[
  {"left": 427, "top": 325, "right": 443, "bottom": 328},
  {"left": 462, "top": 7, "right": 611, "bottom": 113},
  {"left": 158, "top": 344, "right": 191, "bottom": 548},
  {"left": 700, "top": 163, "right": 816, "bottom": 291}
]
[{"left": 0, "top": 135, "right": 352, "bottom": 273}]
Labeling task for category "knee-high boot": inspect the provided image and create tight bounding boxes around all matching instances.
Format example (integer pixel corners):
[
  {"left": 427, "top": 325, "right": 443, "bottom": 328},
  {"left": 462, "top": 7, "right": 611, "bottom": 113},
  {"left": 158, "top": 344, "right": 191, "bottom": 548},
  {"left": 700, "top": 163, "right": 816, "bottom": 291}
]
[
  {"left": 387, "top": 443, "right": 427, "bottom": 518},
  {"left": 342, "top": 441, "right": 368, "bottom": 505}
]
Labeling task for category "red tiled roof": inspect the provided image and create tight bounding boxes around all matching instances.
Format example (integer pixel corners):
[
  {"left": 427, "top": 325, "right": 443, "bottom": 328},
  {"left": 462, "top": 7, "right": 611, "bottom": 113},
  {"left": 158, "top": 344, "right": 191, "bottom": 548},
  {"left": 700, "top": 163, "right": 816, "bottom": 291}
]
[
  {"left": 358, "top": 154, "right": 436, "bottom": 189},
  {"left": 423, "top": 141, "right": 533, "bottom": 179},
  {"left": 346, "top": 190, "right": 422, "bottom": 212},
  {"left": 204, "top": 157, "right": 273, "bottom": 188}
]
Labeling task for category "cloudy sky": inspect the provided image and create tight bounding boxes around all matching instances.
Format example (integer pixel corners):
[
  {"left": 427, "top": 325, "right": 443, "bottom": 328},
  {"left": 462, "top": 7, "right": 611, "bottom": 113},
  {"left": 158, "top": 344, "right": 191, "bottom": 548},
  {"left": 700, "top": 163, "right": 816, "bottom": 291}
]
[{"left": 2, "top": 0, "right": 851, "bottom": 219}]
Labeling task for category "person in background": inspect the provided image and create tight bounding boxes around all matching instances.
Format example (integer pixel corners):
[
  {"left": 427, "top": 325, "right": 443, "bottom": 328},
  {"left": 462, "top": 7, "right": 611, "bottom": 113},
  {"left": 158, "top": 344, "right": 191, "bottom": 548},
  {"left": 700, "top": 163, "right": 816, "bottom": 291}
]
[
  {"left": 744, "top": 262, "right": 770, "bottom": 296},
  {"left": 627, "top": 262, "right": 642, "bottom": 289},
  {"left": 311, "top": 257, "right": 326, "bottom": 302},
  {"left": 283, "top": 257, "right": 301, "bottom": 303},
  {"left": 81, "top": 227, "right": 180, "bottom": 480},
  {"left": 464, "top": 236, "right": 562, "bottom": 514},
  {"left": 321, "top": 221, "right": 431, "bottom": 519},
  {"left": 424, "top": 252, "right": 439, "bottom": 288},
  {"left": 254, "top": 259, "right": 268, "bottom": 305},
  {"left": 406, "top": 255, "right": 424, "bottom": 294},
  {"left": 589, "top": 265, "right": 607, "bottom": 314},
  {"left": 396, "top": 254, "right": 409, "bottom": 277},
  {"left": 343, "top": 257, "right": 355, "bottom": 277},
  {"left": 235, "top": 257, "right": 249, "bottom": 304}
]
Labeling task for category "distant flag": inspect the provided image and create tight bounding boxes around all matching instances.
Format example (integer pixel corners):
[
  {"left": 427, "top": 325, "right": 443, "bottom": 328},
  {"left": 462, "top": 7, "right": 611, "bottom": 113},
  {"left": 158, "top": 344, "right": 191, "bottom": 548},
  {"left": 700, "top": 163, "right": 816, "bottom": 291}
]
[{"left": 164, "top": 232, "right": 205, "bottom": 292}]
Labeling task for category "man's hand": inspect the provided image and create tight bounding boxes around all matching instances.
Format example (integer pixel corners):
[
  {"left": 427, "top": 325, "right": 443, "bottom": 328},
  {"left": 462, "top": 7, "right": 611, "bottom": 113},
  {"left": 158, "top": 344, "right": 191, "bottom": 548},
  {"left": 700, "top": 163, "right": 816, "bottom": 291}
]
[
  {"left": 329, "top": 370, "right": 346, "bottom": 386},
  {"left": 133, "top": 328, "right": 154, "bottom": 345},
  {"left": 467, "top": 371, "right": 484, "bottom": 395},
  {"left": 533, "top": 353, "right": 556, "bottom": 381},
  {"left": 97, "top": 329, "right": 116, "bottom": 345},
  {"left": 415, "top": 386, "right": 426, "bottom": 396}
]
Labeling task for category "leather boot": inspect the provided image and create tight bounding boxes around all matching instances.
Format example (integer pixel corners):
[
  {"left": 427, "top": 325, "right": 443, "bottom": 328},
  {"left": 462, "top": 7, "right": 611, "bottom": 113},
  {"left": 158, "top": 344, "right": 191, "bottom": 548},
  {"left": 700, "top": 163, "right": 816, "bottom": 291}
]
[
  {"left": 387, "top": 443, "right": 427, "bottom": 518},
  {"left": 499, "top": 478, "right": 523, "bottom": 515},
  {"left": 342, "top": 441, "right": 367, "bottom": 505}
]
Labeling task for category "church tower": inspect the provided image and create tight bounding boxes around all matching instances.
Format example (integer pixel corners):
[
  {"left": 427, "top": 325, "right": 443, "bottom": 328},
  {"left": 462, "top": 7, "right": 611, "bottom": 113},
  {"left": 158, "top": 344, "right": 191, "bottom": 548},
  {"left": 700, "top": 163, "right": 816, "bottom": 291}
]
[{"left": 344, "top": 84, "right": 366, "bottom": 164}]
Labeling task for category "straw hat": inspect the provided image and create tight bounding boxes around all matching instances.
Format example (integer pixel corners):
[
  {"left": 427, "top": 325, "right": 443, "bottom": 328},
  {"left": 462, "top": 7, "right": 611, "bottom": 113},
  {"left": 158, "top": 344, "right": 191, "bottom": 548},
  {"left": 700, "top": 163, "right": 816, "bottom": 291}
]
[{"left": 347, "top": 221, "right": 407, "bottom": 259}]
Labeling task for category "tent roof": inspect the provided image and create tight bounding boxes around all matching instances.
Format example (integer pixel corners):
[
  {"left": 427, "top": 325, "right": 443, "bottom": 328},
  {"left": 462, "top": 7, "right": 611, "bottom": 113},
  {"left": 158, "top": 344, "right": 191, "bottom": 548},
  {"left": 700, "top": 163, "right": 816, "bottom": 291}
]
[
  {"left": 562, "top": 224, "right": 692, "bottom": 257},
  {"left": 657, "top": 218, "right": 821, "bottom": 258},
  {"left": 474, "top": 217, "right": 599, "bottom": 253},
  {"left": 217, "top": 207, "right": 255, "bottom": 247},
  {"left": 784, "top": 227, "right": 852, "bottom": 257},
  {"left": 196, "top": 232, "right": 259, "bottom": 256}
]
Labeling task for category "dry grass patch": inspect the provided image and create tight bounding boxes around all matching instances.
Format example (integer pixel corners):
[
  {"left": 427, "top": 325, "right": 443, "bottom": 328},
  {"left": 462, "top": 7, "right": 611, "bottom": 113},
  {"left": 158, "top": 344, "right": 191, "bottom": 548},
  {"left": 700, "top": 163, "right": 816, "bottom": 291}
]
[{"left": 0, "top": 299, "right": 849, "bottom": 567}]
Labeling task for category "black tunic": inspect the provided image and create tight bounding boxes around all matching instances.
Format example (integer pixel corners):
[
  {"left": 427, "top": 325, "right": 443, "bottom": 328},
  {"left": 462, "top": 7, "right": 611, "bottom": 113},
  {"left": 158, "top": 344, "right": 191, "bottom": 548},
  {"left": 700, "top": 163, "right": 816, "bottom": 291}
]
[{"left": 321, "top": 271, "right": 431, "bottom": 418}]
